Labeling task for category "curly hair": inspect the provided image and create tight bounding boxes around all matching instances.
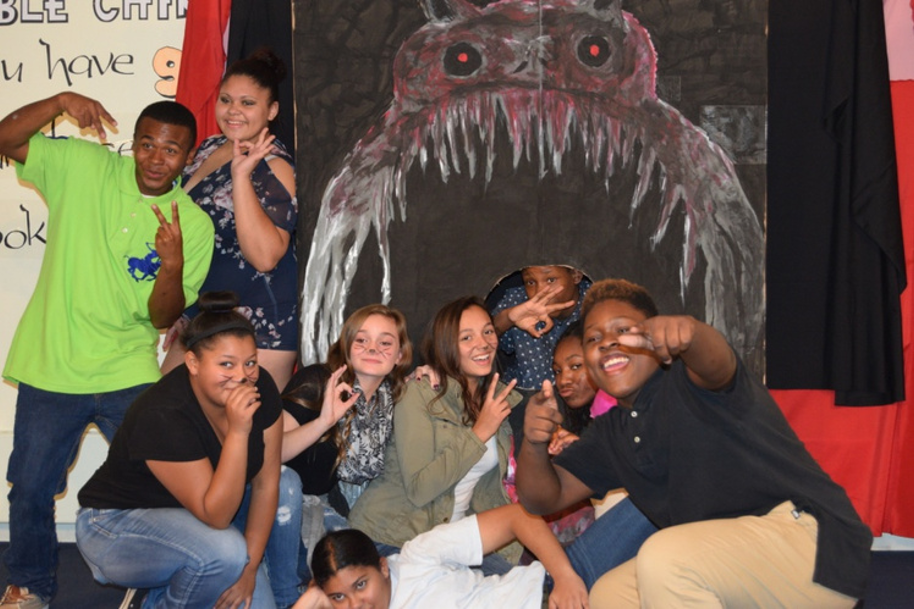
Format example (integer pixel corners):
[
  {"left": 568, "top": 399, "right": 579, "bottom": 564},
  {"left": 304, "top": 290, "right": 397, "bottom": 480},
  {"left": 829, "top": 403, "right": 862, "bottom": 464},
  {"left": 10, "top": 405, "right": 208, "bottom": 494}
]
[{"left": 581, "top": 278, "right": 659, "bottom": 323}]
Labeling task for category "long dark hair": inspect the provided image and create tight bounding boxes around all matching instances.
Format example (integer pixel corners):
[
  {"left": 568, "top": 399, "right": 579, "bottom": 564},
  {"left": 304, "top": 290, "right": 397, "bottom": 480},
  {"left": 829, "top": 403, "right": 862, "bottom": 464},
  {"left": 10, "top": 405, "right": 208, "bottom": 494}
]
[
  {"left": 555, "top": 321, "right": 593, "bottom": 435},
  {"left": 421, "top": 296, "right": 494, "bottom": 425},
  {"left": 181, "top": 292, "right": 254, "bottom": 355},
  {"left": 311, "top": 529, "right": 382, "bottom": 587}
]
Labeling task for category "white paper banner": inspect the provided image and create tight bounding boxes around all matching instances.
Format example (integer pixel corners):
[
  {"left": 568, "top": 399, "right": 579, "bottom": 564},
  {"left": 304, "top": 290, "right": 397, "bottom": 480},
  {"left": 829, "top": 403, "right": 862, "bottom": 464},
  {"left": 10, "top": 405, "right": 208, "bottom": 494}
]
[{"left": 0, "top": 0, "right": 187, "bottom": 529}]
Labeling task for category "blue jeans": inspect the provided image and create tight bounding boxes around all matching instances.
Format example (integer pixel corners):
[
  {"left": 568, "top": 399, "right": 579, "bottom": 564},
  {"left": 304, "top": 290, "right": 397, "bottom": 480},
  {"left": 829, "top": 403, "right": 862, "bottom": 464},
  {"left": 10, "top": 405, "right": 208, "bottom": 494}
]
[
  {"left": 4, "top": 383, "right": 150, "bottom": 600},
  {"left": 565, "top": 496, "right": 658, "bottom": 589},
  {"left": 77, "top": 507, "right": 257, "bottom": 608},
  {"left": 76, "top": 470, "right": 303, "bottom": 609},
  {"left": 298, "top": 494, "right": 351, "bottom": 584},
  {"left": 234, "top": 467, "right": 304, "bottom": 609}
]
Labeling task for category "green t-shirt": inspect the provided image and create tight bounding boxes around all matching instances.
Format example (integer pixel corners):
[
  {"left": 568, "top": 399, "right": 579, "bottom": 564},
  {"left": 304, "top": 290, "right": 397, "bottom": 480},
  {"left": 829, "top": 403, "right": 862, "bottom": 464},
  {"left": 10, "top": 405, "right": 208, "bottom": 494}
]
[{"left": 3, "top": 134, "right": 215, "bottom": 393}]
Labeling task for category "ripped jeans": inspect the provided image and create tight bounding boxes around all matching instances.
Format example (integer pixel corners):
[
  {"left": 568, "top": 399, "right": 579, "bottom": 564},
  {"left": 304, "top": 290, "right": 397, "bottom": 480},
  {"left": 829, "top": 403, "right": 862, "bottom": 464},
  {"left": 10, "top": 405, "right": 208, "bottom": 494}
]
[{"left": 235, "top": 466, "right": 304, "bottom": 609}]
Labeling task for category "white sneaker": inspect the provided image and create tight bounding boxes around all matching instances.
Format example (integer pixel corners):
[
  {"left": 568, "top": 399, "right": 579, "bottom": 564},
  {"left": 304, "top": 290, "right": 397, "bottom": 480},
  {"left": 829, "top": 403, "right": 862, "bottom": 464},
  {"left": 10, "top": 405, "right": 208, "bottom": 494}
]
[
  {"left": 0, "top": 586, "right": 49, "bottom": 609},
  {"left": 119, "top": 588, "right": 148, "bottom": 609}
]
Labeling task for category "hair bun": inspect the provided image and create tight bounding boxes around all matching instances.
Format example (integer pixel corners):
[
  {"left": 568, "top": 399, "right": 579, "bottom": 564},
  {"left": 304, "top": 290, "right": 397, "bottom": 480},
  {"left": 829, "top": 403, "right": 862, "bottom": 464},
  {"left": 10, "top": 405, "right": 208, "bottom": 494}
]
[
  {"left": 250, "top": 47, "right": 287, "bottom": 83},
  {"left": 197, "top": 291, "right": 241, "bottom": 313}
]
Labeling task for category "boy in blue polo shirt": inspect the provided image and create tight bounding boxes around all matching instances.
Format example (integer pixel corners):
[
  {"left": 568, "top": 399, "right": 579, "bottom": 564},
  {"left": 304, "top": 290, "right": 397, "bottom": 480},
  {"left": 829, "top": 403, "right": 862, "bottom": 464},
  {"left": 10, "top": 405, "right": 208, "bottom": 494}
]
[{"left": 490, "top": 265, "right": 591, "bottom": 389}]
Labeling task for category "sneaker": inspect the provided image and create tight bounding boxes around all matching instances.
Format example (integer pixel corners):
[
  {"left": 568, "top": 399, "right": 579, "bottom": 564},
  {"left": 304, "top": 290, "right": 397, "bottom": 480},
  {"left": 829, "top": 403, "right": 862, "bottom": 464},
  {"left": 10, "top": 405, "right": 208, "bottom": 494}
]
[
  {"left": 0, "top": 586, "right": 49, "bottom": 609},
  {"left": 119, "top": 588, "right": 148, "bottom": 609}
]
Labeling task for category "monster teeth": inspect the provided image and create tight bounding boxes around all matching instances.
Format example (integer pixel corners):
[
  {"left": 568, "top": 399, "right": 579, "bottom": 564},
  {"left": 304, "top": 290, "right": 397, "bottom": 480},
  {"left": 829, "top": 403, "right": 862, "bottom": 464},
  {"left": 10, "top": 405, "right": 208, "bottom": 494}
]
[
  {"left": 459, "top": 102, "right": 477, "bottom": 180},
  {"left": 652, "top": 180, "right": 684, "bottom": 248},
  {"left": 620, "top": 125, "right": 635, "bottom": 169},
  {"left": 416, "top": 92, "right": 663, "bottom": 222},
  {"left": 434, "top": 107, "right": 451, "bottom": 183},
  {"left": 446, "top": 111, "right": 461, "bottom": 176},
  {"left": 405, "top": 91, "right": 675, "bottom": 238},
  {"left": 305, "top": 88, "right": 762, "bottom": 370},
  {"left": 632, "top": 144, "right": 658, "bottom": 217},
  {"left": 402, "top": 91, "right": 697, "bottom": 297}
]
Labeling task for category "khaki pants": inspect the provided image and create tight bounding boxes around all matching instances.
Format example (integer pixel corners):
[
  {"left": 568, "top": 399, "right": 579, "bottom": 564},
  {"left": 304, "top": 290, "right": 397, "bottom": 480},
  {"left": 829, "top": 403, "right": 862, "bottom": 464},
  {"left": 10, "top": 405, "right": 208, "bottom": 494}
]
[{"left": 590, "top": 501, "right": 859, "bottom": 608}]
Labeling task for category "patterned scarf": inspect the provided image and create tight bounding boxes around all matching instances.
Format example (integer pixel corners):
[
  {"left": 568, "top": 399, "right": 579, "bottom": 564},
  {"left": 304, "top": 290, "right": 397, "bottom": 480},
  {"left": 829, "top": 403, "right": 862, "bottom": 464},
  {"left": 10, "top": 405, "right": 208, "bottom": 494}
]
[{"left": 336, "top": 378, "right": 394, "bottom": 484}]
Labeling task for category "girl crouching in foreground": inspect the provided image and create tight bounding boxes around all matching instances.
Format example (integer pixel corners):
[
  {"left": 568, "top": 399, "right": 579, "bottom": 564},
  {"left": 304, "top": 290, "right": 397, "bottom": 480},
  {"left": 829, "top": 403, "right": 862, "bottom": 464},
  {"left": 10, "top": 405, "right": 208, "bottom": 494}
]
[
  {"left": 76, "top": 292, "right": 301, "bottom": 609},
  {"left": 293, "top": 503, "right": 588, "bottom": 609}
]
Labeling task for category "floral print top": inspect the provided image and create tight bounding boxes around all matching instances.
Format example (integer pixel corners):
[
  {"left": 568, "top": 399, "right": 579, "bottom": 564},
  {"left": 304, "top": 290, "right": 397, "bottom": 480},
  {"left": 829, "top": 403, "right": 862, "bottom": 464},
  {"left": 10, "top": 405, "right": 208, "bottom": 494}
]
[{"left": 183, "top": 135, "right": 299, "bottom": 350}]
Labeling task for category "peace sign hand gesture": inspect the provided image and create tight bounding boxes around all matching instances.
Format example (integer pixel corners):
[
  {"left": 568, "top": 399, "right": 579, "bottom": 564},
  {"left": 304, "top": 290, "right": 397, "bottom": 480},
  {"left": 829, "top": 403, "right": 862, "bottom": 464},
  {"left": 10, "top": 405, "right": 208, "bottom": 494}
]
[
  {"left": 507, "top": 285, "right": 576, "bottom": 338},
  {"left": 472, "top": 373, "right": 517, "bottom": 442},
  {"left": 151, "top": 201, "right": 183, "bottom": 271}
]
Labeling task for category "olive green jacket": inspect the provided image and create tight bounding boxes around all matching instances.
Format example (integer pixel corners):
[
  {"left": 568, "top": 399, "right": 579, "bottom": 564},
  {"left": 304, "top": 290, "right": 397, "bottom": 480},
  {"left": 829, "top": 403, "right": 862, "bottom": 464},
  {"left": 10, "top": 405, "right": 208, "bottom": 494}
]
[{"left": 349, "top": 377, "right": 523, "bottom": 562}]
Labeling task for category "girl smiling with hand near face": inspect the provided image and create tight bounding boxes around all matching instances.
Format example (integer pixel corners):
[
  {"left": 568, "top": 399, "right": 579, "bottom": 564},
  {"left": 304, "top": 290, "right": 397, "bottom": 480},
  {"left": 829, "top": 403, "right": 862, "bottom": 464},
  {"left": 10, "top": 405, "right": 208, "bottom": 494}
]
[
  {"left": 349, "top": 297, "right": 535, "bottom": 573},
  {"left": 76, "top": 292, "right": 300, "bottom": 609},
  {"left": 162, "top": 47, "right": 298, "bottom": 392},
  {"left": 295, "top": 502, "right": 589, "bottom": 609},
  {"left": 281, "top": 305, "right": 413, "bottom": 573}
]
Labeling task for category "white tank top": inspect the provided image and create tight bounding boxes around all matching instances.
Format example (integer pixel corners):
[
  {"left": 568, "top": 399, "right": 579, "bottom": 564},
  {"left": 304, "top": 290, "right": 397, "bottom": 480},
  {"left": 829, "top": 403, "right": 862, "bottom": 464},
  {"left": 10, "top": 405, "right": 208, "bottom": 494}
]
[{"left": 450, "top": 437, "right": 498, "bottom": 522}]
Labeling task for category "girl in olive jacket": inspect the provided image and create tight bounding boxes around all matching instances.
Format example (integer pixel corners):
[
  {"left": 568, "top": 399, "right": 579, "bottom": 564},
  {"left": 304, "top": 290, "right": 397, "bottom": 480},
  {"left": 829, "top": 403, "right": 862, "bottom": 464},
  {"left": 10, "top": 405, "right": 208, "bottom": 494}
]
[{"left": 349, "top": 296, "right": 523, "bottom": 564}]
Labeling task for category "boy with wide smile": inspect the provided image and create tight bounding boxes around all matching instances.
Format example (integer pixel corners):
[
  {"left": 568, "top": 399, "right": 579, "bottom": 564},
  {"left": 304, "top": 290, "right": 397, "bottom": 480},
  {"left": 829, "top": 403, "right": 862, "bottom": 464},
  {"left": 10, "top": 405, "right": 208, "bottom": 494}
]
[{"left": 517, "top": 278, "right": 872, "bottom": 608}]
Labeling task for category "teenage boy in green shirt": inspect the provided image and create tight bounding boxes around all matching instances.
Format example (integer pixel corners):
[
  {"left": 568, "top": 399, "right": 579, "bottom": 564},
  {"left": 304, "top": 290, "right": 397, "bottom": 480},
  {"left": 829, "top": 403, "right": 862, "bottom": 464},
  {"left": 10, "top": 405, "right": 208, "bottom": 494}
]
[{"left": 0, "top": 92, "right": 214, "bottom": 608}]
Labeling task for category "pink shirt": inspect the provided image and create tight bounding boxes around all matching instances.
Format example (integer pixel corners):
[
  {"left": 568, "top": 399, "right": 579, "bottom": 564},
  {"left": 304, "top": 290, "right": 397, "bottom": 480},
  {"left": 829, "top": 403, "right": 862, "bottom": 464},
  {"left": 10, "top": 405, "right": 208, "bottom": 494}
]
[{"left": 590, "top": 390, "right": 617, "bottom": 417}]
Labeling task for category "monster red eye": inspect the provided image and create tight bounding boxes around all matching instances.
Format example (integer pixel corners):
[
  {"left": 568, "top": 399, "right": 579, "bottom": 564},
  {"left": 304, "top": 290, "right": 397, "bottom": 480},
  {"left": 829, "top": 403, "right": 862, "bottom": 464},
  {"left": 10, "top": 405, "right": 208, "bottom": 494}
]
[
  {"left": 577, "top": 35, "right": 611, "bottom": 67},
  {"left": 444, "top": 42, "right": 482, "bottom": 77}
]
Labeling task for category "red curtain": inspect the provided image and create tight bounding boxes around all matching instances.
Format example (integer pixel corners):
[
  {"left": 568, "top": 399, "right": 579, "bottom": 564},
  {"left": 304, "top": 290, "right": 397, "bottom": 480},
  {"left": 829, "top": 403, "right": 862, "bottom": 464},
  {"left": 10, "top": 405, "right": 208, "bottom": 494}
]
[
  {"left": 176, "top": 0, "right": 232, "bottom": 147},
  {"left": 772, "top": 80, "right": 914, "bottom": 538}
]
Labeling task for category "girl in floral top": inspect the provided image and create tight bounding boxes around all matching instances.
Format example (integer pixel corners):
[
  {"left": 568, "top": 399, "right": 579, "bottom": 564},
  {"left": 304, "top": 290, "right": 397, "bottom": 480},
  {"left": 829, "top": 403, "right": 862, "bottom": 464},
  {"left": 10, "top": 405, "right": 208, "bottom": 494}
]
[{"left": 162, "top": 47, "right": 298, "bottom": 391}]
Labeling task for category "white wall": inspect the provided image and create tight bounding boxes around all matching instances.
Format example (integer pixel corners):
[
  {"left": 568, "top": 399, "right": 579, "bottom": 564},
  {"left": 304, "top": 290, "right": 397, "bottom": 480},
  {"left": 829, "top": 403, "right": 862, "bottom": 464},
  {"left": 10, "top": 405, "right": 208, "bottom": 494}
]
[{"left": 0, "top": 0, "right": 188, "bottom": 539}]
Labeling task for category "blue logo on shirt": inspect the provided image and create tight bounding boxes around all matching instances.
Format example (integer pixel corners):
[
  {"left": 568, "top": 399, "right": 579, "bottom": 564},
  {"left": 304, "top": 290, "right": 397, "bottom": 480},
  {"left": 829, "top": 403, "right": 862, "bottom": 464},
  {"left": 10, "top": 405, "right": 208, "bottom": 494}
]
[{"left": 127, "top": 243, "right": 160, "bottom": 282}]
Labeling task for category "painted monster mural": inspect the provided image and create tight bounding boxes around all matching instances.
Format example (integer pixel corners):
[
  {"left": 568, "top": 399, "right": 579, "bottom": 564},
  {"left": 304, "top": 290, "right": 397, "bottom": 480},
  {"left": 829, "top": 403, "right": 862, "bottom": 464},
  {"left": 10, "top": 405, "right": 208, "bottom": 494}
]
[{"left": 299, "top": 0, "right": 765, "bottom": 370}]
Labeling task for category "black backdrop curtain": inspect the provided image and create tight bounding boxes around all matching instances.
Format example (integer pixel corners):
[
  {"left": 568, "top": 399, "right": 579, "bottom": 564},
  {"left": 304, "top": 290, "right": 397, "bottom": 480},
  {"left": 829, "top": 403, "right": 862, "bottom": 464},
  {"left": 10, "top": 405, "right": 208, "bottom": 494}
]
[
  {"left": 766, "top": 0, "right": 905, "bottom": 405},
  {"left": 226, "top": 0, "right": 295, "bottom": 155}
]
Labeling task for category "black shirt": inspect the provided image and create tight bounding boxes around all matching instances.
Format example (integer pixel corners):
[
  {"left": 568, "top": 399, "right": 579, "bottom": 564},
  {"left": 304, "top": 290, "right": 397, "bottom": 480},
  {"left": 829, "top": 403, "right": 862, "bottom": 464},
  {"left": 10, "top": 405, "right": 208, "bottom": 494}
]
[
  {"left": 78, "top": 365, "right": 282, "bottom": 509},
  {"left": 282, "top": 364, "right": 339, "bottom": 496},
  {"left": 554, "top": 359, "right": 872, "bottom": 598}
]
